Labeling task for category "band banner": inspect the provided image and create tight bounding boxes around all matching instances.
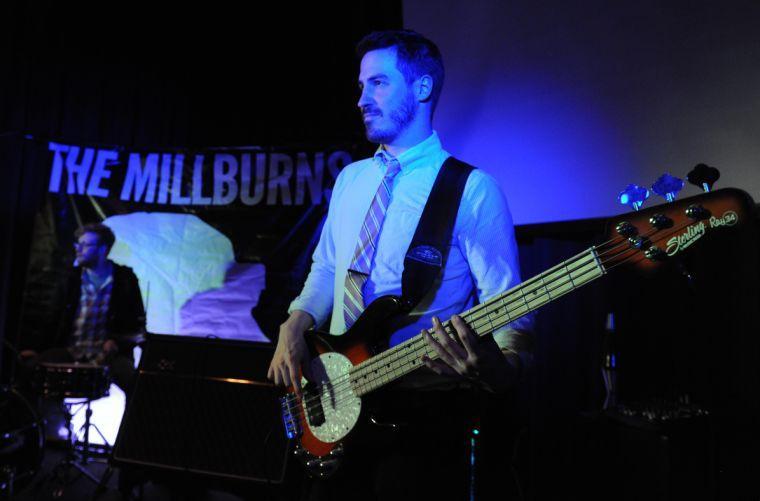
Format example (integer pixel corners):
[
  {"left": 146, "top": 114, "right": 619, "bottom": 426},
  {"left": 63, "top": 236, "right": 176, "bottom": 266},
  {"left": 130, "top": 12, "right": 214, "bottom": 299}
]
[{"left": 18, "top": 136, "right": 369, "bottom": 347}]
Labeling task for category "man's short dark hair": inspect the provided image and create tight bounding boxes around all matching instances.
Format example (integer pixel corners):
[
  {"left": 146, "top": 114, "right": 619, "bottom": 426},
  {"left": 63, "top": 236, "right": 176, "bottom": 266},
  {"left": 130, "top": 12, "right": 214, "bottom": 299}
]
[
  {"left": 356, "top": 30, "right": 445, "bottom": 111},
  {"left": 76, "top": 223, "right": 116, "bottom": 251}
]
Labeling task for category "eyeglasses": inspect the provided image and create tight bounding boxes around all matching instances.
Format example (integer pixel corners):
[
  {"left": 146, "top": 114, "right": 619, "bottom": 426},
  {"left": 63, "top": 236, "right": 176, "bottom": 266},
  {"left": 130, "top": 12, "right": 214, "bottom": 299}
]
[{"left": 73, "top": 242, "right": 101, "bottom": 249}]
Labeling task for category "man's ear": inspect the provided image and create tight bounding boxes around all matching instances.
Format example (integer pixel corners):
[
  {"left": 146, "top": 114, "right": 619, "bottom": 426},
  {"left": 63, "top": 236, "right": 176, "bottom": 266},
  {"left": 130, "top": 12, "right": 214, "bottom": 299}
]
[{"left": 416, "top": 75, "right": 434, "bottom": 102}]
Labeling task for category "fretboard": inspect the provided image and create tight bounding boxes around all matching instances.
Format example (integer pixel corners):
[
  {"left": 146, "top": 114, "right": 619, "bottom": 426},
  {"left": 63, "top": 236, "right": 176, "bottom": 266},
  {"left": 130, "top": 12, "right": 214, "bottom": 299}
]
[{"left": 348, "top": 246, "right": 605, "bottom": 397}]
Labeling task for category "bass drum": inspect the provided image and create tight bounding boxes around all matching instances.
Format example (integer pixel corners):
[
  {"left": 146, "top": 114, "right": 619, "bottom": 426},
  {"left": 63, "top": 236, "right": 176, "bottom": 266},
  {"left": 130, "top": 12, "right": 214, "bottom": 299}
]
[{"left": 0, "top": 387, "right": 45, "bottom": 496}]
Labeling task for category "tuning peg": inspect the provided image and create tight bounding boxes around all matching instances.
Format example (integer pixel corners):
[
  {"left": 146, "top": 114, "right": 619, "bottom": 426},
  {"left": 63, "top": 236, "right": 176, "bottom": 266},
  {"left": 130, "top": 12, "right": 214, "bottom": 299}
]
[
  {"left": 628, "top": 236, "right": 646, "bottom": 249},
  {"left": 687, "top": 163, "right": 720, "bottom": 192},
  {"left": 685, "top": 204, "right": 711, "bottom": 220},
  {"left": 644, "top": 246, "right": 667, "bottom": 261},
  {"left": 652, "top": 173, "right": 684, "bottom": 202},
  {"left": 618, "top": 184, "right": 650, "bottom": 211},
  {"left": 649, "top": 214, "right": 673, "bottom": 230},
  {"left": 615, "top": 221, "right": 638, "bottom": 238}
]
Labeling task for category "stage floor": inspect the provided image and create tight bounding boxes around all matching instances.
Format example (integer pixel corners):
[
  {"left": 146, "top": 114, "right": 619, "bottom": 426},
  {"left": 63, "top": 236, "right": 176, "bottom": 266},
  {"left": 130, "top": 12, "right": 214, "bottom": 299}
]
[{"left": 13, "top": 445, "right": 250, "bottom": 501}]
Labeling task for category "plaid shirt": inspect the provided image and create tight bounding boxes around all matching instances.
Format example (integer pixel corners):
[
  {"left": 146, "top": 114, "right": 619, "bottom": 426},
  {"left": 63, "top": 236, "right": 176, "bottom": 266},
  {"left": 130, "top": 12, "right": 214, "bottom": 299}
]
[{"left": 68, "top": 269, "right": 114, "bottom": 362}]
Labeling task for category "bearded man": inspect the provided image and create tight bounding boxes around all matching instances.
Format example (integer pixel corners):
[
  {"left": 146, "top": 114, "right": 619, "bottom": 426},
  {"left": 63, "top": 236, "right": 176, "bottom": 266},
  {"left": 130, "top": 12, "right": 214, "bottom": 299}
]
[
  {"left": 268, "top": 30, "right": 532, "bottom": 500},
  {"left": 20, "top": 223, "right": 144, "bottom": 396}
]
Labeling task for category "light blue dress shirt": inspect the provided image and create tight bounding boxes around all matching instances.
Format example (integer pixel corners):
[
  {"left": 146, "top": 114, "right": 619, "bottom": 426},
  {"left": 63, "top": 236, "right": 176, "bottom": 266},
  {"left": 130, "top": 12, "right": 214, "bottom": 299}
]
[{"left": 289, "top": 132, "right": 532, "bottom": 351}]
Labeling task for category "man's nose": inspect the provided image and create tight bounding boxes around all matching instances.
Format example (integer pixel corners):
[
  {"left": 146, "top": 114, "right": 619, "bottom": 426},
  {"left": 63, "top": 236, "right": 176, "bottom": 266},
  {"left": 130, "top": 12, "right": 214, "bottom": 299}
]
[{"left": 357, "top": 87, "right": 372, "bottom": 109}]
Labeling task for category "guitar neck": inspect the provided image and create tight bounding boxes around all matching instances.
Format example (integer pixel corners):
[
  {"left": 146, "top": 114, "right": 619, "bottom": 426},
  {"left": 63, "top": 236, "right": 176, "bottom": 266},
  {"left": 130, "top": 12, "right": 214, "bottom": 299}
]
[{"left": 349, "top": 247, "right": 606, "bottom": 397}]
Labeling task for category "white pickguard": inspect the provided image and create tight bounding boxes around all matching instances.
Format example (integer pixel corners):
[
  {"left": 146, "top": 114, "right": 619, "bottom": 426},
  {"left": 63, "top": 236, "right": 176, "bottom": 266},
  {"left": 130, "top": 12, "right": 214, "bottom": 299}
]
[{"left": 302, "top": 352, "right": 361, "bottom": 443}]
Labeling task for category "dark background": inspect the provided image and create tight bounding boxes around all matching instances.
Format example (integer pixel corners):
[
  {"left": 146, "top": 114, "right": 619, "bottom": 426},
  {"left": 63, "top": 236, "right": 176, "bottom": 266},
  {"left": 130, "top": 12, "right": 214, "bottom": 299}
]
[{"left": 2, "top": 2, "right": 759, "bottom": 499}]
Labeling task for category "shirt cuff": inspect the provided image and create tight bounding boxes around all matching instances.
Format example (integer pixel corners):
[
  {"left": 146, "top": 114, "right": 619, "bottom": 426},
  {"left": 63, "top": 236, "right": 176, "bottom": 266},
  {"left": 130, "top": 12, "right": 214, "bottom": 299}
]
[{"left": 287, "top": 299, "right": 328, "bottom": 330}]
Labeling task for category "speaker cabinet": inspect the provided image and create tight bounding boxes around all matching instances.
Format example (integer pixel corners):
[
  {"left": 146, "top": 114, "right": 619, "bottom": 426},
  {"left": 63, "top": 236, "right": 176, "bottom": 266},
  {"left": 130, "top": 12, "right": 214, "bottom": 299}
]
[{"left": 112, "top": 334, "right": 289, "bottom": 484}]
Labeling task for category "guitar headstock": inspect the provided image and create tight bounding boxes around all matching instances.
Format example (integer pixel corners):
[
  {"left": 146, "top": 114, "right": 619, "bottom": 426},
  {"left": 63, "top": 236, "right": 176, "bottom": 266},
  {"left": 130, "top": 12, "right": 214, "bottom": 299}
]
[{"left": 600, "top": 188, "right": 755, "bottom": 272}]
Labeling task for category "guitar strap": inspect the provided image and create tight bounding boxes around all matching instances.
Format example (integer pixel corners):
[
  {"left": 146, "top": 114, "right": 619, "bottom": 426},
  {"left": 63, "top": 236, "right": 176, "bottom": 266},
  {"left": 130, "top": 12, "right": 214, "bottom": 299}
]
[{"left": 399, "top": 156, "right": 475, "bottom": 312}]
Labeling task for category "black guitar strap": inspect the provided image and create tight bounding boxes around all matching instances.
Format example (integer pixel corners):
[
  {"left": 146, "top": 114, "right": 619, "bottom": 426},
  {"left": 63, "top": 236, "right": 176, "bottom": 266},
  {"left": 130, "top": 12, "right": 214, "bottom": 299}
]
[{"left": 399, "top": 156, "right": 475, "bottom": 312}]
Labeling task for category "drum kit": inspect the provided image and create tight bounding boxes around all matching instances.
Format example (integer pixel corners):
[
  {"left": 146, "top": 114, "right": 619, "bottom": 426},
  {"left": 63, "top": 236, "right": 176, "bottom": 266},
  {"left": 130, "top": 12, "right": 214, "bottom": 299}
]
[{"left": 1, "top": 360, "right": 114, "bottom": 499}]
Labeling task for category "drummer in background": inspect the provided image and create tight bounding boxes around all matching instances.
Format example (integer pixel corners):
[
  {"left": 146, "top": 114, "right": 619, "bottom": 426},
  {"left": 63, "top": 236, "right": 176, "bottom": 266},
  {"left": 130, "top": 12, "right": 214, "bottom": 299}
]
[{"left": 19, "top": 223, "right": 145, "bottom": 396}]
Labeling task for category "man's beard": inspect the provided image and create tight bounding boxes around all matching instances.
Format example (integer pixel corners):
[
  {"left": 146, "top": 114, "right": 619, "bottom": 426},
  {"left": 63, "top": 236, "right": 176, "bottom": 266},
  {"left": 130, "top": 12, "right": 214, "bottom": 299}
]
[
  {"left": 76, "top": 256, "right": 95, "bottom": 268},
  {"left": 364, "top": 91, "right": 418, "bottom": 144}
]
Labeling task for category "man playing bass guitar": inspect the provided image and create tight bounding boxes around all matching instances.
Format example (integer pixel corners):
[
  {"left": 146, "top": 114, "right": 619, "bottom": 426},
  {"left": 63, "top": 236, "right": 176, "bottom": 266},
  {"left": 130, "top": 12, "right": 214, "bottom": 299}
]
[{"left": 268, "top": 30, "right": 532, "bottom": 500}]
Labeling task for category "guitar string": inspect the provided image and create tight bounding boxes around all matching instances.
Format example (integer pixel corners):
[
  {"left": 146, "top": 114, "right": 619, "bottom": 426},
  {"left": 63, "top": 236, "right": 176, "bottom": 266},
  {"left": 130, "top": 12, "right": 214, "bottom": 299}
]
[
  {"left": 283, "top": 235, "right": 640, "bottom": 417},
  {"left": 283, "top": 226, "right": 664, "bottom": 415},
  {"left": 284, "top": 216, "right": 699, "bottom": 417},
  {"left": 286, "top": 252, "right": 609, "bottom": 418},
  {"left": 281, "top": 262, "right": 594, "bottom": 421},
  {"left": 283, "top": 228, "right": 644, "bottom": 412},
  {"left": 286, "top": 243, "right": 649, "bottom": 420},
  {"left": 292, "top": 241, "right": 666, "bottom": 419},
  {"left": 292, "top": 225, "right": 706, "bottom": 423},
  {"left": 283, "top": 244, "right": 606, "bottom": 413}
]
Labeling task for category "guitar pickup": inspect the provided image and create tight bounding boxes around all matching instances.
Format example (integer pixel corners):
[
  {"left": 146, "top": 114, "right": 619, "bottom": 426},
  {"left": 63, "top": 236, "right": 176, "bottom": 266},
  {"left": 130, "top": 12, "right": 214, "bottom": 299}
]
[{"left": 304, "top": 381, "right": 326, "bottom": 427}]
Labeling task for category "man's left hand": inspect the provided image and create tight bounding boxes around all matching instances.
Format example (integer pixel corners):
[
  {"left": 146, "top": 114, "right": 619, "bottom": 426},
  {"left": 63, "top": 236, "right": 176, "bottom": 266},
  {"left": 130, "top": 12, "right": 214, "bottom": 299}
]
[{"left": 421, "top": 315, "right": 517, "bottom": 393}]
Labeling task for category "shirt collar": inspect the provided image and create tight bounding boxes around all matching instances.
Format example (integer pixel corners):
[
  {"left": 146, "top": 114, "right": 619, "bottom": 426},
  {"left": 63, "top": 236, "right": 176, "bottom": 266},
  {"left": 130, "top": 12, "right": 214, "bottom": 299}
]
[
  {"left": 82, "top": 266, "right": 114, "bottom": 291},
  {"left": 373, "top": 131, "right": 443, "bottom": 175}
]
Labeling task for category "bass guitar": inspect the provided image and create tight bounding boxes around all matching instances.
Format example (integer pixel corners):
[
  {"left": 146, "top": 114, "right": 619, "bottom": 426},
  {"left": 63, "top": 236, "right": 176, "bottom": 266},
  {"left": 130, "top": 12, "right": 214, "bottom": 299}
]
[{"left": 280, "top": 187, "right": 753, "bottom": 477}]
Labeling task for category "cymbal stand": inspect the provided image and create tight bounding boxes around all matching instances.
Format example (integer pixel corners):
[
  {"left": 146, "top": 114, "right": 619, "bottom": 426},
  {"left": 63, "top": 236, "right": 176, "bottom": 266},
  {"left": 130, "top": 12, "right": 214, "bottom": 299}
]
[{"left": 48, "top": 399, "right": 111, "bottom": 498}]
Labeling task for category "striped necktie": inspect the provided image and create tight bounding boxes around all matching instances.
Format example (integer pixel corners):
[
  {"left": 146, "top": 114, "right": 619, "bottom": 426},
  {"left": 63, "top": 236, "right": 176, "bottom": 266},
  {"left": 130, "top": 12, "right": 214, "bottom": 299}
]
[{"left": 343, "top": 156, "right": 402, "bottom": 329}]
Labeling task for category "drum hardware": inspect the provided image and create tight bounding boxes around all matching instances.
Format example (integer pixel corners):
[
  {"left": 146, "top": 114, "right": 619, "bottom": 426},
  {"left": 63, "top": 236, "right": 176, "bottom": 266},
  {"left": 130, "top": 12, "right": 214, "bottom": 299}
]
[
  {"left": 0, "top": 386, "right": 45, "bottom": 499},
  {"left": 67, "top": 399, "right": 113, "bottom": 458},
  {"left": 29, "top": 363, "right": 114, "bottom": 498},
  {"left": 31, "top": 362, "right": 112, "bottom": 456},
  {"left": 44, "top": 397, "right": 115, "bottom": 498}
]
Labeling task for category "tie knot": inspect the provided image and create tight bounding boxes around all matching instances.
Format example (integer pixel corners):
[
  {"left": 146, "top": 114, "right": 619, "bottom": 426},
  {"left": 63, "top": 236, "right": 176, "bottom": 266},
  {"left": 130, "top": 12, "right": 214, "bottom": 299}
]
[{"left": 384, "top": 158, "right": 401, "bottom": 180}]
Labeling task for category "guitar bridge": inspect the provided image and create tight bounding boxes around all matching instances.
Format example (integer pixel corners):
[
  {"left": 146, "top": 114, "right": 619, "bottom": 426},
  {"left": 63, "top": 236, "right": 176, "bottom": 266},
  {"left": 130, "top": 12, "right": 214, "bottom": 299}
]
[{"left": 280, "top": 394, "right": 302, "bottom": 440}]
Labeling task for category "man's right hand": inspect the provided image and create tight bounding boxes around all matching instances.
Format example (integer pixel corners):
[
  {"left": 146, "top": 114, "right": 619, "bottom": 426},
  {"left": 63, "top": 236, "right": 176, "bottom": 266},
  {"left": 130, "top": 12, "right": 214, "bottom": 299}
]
[{"left": 267, "top": 310, "right": 315, "bottom": 397}]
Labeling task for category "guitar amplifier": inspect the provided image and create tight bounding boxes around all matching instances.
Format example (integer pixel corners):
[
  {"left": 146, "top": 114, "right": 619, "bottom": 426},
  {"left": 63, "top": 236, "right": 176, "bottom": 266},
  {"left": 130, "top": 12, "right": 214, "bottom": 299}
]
[
  {"left": 112, "top": 334, "right": 290, "bottom": 484},
  {"left": 574, "top": 405, "right": 715, "bottom": 501}
]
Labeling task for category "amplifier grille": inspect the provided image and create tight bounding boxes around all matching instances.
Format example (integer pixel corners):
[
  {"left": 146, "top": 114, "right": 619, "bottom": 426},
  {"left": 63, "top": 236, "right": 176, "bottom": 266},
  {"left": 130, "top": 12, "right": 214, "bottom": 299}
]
[{"left": 113, "top": 336, "right": 289, "bottom": 484}]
